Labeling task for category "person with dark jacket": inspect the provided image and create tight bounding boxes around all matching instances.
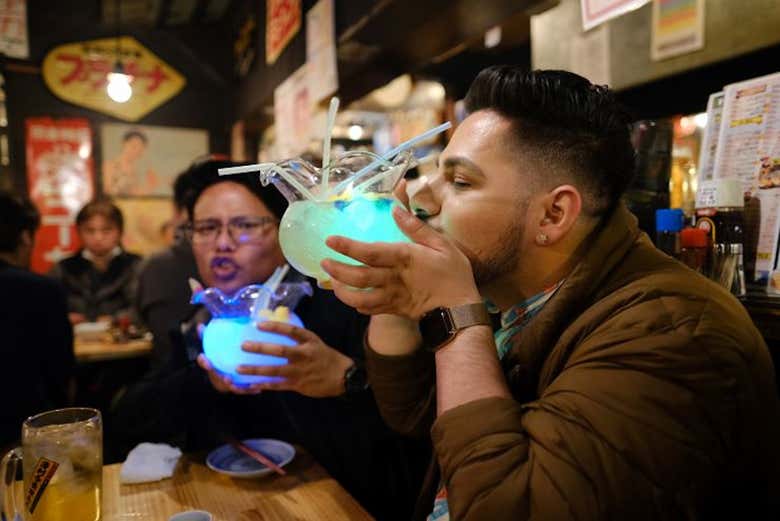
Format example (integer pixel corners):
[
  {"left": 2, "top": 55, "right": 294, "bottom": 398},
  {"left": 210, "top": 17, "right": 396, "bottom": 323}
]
[
  {"left": 111, "top": 161, "right": 428, "bottom": 521},
  {"left": 322, "top": 67, "right": 780, "bottom": 520},
  {"left": 49, "top": 199, "right": 141, "bottom": 325},
  {"left": 0, "top": 192, "right": 74, "bottom": 448},
  {"left": 136, "top": 162, "right": 202, "bottom": 376}
]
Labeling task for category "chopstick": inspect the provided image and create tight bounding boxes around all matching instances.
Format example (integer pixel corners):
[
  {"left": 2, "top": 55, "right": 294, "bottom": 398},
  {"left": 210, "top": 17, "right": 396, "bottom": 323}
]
[{"left": 227, "top": 438, "right": 287, "bottom": 476}]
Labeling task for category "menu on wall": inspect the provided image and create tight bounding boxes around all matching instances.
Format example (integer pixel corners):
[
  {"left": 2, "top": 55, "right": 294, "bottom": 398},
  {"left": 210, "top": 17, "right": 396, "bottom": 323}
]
[
  {"left": 696, "top": 92, "right": 723, "bottom": 182},
  {"left": 707, "top": 72, "right": 780, "bottom": 282},
  {"left": 25, "top": 118, "right": 95, "bottom": 274}
]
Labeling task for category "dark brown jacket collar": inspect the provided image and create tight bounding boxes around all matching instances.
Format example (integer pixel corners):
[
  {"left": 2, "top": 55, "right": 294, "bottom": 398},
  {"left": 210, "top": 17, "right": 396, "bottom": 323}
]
[{"left": 502, "top": 202, "right": 643, "bottom": 401}]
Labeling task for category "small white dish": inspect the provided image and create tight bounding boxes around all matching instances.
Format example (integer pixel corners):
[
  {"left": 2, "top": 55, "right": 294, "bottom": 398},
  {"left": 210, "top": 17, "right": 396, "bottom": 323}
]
[
  {"left": 74, "top": 321, "right": 110, "bottom": 341},
  {"left": 205, "top": 438, "right": 295, "bottom": 479}
]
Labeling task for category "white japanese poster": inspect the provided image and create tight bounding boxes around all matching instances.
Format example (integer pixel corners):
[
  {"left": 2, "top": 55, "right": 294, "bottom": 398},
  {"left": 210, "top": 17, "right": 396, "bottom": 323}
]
[
  {"left": 274, "top": 64, "right": 311, "bottom": 159},
  {"left": 306, "top": 0, "right": 338, "bottom": 103},
  {"left": 580, "top": 0, "right": 650, "bottom": 31},
  {"left": 0, "top": 0, "right": 28, "bottom": 59}
]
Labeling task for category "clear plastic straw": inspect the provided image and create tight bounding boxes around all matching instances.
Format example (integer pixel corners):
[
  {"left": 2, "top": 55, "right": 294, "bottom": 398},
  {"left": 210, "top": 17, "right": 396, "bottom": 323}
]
[
  {"left": 252, "top": 264, "right": 290, "bottom": 321},
  {"left": 321, "top": 97, "right": 339, "bottom": 191},
  {"left": 328, "top": 121, "right": 451, "bottom": 198},
  {"left": 218, "top": 164, "right": 273, "bottom": 176}
]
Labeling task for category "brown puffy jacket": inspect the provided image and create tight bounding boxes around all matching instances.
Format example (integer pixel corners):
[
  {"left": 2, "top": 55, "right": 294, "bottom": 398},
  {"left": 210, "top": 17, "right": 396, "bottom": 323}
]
[{"left": 366, "top": 203, "right": 780, "bottom": 520}]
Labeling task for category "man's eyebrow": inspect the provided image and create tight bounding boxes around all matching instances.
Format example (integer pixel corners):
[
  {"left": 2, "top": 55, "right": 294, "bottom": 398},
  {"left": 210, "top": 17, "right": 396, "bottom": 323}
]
[{"left": 442, "top": 156, "right": 484, "bottom": 176}]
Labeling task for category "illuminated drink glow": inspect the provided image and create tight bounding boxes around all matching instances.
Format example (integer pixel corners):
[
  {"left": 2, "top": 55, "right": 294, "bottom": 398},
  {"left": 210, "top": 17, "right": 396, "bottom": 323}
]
[
  {"left": 192, "top": 279, "right": 312, "bottom": 385},
  {"left": 279, "top": 194, "right": 410, "bottom": 284}
]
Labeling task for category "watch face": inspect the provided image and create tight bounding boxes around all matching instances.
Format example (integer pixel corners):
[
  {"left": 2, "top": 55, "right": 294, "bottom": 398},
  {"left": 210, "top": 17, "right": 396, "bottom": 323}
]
[{"left": 419, "top": 308, "right": 455, "bottom": 351}]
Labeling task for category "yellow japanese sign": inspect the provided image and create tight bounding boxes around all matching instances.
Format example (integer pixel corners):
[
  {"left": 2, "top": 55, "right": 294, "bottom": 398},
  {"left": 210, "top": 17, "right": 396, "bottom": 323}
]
[{"left": 42, "top": 37, "right": 186, "bottom": 122}]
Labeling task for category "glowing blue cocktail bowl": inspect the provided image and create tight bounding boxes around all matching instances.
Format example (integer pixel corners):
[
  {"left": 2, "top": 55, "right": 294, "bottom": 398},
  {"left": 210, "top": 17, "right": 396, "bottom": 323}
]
[{"left": 192, "top": 282, "right": 312, "bottom": 385}]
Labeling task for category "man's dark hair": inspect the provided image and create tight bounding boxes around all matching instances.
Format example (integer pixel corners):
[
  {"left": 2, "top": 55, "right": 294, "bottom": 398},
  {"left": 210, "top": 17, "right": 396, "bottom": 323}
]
[
  {"left": 76, "top": 199, "right": 124, "bottom": 232},
  {"left": 122, "top": 129, "right": 148, "bottom": 144},
  {"left": 0, "top": 191, "right": 40, "bottom": 252},
  {"left": 464, "top": 66, "right": 635, "bottom": 216},
  {"left": 183, "top": 160, "right": 288, "bottom": 221}
]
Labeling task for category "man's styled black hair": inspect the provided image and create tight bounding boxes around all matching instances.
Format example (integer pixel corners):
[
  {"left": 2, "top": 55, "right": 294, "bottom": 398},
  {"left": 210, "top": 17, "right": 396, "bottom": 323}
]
[
  {"left": 464, "top": 66, "right": 636, "bottom": 216},
  {"left": 0, "top": 191, "right": 40, "bottom": 253},
  {"left": 183, "top": 159, "right": 288, "bottom": 221}
]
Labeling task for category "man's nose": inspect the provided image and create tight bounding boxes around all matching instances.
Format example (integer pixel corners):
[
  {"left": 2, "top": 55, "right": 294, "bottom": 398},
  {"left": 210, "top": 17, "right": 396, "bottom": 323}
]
[{"left": 408, "top": 175, "right": 440, "bottom": 222}]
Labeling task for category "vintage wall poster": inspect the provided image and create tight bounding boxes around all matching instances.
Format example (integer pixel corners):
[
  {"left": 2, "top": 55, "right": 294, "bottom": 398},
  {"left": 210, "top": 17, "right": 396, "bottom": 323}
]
[
  {"left": 25, "top": 118, "right": 95, "bottom": 273},
  {"left": 266, "top": 0, "right": 301, "bottom": 64},
  {"left": 42, "top": 37, "right": 185, "bottom": 122},
  {"left": 101, "top": 123, "right": 208, "bottom": 197},
  {"left": 651, "top": 0, "right": 705, "bottom": 61},
  {"left": 114, "top": 198, "right": 174, "bottom": 256}
]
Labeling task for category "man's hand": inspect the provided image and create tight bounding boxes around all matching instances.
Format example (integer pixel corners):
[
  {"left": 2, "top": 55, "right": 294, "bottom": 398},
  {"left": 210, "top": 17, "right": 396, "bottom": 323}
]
[
  {"left": 321, "top": 206, "right": 481, "bottom": 320},
  {"left": 197, "top": 354, "right": 263, "bottom": 395}
]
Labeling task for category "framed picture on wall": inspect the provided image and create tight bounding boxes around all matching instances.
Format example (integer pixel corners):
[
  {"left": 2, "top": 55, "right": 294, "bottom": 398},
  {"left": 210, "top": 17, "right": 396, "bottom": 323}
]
[
  {"left": 114, "top": 198, "right": 175, "bottom": 256},
  {"left": 100, "top": 123, "right": 208, "bottom": 197}
]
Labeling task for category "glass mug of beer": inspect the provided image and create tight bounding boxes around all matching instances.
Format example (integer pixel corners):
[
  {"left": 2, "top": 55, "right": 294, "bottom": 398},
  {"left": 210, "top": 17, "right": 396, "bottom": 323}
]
[{"left": 1, "top": 408, "right": 102, "bottom": 521}]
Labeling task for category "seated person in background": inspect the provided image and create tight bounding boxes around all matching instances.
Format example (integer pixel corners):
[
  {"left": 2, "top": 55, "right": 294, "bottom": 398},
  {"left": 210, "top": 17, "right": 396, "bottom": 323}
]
[
  {"left": 322, "top": 67, "right": 780, "bottom": 520},
  {"left": 136, "top": 159, "right": 205, "bottom": 376},
  {"left": 50, "top": 199, "right": 141, "bottom": 325},
  {"left": 0, "top": 192, "right": 74, "bottom": 449},
  {"left": 112, "top": 161, "right": 428, "bottom": 521}
]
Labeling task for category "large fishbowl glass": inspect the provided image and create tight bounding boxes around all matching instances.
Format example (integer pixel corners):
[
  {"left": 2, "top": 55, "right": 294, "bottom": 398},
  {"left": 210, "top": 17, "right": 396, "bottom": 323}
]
[
  {"left": 192, "top": 280, "right": 312, "bottom": 385},
  {"left": 258, "top": 151, "right": 414, "bottom": 287}
]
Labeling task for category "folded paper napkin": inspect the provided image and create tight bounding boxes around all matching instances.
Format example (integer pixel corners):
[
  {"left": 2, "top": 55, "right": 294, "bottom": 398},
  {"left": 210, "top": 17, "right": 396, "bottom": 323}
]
[{"left": 120, "top": 443, "right": 183, "bottom": 484}]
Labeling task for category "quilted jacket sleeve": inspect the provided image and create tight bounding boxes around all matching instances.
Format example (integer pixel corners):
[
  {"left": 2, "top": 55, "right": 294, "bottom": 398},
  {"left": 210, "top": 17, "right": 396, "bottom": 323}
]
[{"left": 430, "top": 323, "right": 756, "bottom": 520}]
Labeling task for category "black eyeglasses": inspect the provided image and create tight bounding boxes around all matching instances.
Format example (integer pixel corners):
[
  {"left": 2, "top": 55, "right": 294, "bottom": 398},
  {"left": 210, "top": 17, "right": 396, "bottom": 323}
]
[{"left": 184, "top": 216, "right": 278, "bottom": 245}]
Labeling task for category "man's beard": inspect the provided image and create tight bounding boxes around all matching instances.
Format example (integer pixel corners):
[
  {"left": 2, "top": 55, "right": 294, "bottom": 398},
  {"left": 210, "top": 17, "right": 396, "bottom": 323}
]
[{"left": 469, "top": 217, "right": 525, "bottom": 287}]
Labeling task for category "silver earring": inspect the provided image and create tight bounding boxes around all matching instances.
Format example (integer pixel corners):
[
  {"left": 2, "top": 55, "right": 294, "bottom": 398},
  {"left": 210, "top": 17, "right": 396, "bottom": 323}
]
[{"left": 536, "top": 233, "right": 549, "bottom": 245}]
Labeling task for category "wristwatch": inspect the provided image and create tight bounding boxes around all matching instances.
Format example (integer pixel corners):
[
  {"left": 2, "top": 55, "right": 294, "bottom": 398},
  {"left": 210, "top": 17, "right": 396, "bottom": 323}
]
[
  {"left": 343, "top": 360, "right": 369, "bottom": 396},
  {"left": 419, "top": 302, "right": 491, "bottom": 352}
]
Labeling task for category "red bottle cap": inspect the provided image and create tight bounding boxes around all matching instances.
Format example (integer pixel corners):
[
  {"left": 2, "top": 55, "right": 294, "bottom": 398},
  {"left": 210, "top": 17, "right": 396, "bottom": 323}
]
[{"left": 680, "top": 228, "right": 708, "bottom": 248}]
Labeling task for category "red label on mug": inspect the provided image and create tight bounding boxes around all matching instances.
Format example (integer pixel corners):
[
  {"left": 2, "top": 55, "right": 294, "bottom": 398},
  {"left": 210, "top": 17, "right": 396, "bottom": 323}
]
[{"left": 25, "top": 457, "right": 59, "bottom": 514}]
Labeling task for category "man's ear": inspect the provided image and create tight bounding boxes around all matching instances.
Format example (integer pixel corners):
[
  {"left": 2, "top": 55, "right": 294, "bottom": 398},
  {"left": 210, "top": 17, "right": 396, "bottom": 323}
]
[{"left": 535, "top": 185, "right": 583, "bottom": 246}]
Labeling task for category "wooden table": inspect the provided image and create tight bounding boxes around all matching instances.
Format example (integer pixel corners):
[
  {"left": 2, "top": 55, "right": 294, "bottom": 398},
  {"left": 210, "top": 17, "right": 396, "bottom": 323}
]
[
  {"left": 74, "top": 337, "right": 153, "bottom": 363},
  {"left": 101, "top": 451, "right": 373, "bottom": 521}
]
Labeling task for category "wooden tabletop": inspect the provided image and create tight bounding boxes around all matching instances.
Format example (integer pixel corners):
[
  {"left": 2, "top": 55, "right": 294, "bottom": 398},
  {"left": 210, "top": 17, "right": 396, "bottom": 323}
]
[
  {"left": 101, "top": 451, "right": 374, "bottom": 521},
  {"left": 74, "top": 337, "right": 153, "bottom": 363}
]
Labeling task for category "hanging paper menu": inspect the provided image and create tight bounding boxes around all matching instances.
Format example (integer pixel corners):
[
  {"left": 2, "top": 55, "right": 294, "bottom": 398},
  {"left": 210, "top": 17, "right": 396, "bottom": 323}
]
[{"left": 696, "top": 92, "right": 724, "bottom": 183}]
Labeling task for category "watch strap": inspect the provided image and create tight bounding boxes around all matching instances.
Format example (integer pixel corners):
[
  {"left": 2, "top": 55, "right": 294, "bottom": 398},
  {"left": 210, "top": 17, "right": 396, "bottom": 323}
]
[{"left": 449, "top": 302, "right": 491, "bottom": 330}]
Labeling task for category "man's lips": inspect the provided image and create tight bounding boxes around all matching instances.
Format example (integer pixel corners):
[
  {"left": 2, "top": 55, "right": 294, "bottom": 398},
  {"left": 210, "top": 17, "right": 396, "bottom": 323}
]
[{"left": 210, "top": 257, "right": 239, "bottom": 278}]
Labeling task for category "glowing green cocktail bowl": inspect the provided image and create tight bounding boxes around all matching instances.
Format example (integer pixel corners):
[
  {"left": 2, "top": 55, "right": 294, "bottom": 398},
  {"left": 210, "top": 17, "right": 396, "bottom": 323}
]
[{"left": 258, "top": 152, "right": 414, "bottom": 287}]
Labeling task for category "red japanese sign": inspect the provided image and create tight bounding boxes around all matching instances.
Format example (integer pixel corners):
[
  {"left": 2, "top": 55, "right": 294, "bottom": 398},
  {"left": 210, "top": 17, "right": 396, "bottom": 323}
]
[
  {"left": 266, "top": 0, "right": 301, "bottom": 65},
  {"left": 25, "top": 118, "right": 95, "bottom": 273}
]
